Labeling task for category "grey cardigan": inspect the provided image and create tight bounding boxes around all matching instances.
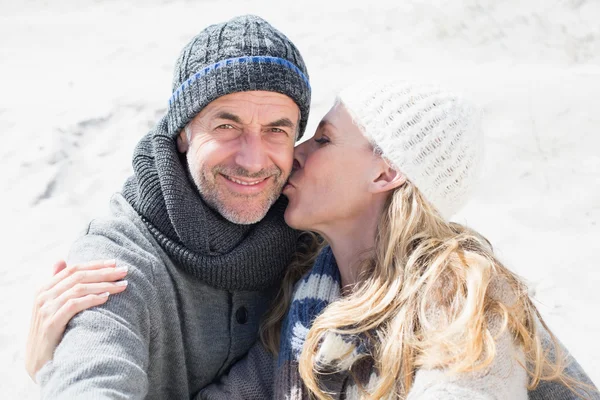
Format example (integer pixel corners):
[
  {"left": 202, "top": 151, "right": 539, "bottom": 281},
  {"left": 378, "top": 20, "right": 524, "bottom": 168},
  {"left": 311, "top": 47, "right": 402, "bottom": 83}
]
[{"left": 38, "top": 194, "right": 275, "bottom": 399}]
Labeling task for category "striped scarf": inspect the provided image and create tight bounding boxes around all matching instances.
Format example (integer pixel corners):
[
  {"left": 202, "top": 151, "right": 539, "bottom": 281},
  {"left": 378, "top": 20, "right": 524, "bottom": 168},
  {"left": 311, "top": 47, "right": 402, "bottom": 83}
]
[{"left": 275, "top": 246, "right": 377, "bottom": 399}]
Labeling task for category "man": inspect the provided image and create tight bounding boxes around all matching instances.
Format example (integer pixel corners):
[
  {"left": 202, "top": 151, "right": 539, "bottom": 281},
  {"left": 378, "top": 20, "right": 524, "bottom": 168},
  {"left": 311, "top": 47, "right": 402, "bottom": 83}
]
[{"left": 36, "top": 15, "right": 310, "bottom": 399}]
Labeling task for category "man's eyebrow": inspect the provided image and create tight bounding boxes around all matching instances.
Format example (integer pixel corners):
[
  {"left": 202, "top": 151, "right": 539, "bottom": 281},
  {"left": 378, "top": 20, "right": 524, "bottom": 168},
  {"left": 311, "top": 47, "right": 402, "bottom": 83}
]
[
  {"left": 266, "top": 118, "right": 295, "bottom": 129},
  {"left": 215, "top": 112, "right": 243, "bottom": 124}
]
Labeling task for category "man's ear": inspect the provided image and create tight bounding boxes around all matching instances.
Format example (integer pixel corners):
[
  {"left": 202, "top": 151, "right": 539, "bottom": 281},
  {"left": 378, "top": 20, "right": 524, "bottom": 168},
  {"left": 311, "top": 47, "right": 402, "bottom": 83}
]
[
  {"left": 369, "top": 161, "right": 406, "bottom": 194},
  {"left": 177, "top": 130, "right": 189, "bottom": 153}
]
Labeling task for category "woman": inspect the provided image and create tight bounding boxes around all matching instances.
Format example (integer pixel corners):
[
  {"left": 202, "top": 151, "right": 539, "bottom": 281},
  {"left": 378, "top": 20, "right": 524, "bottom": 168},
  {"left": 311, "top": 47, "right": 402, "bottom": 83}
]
[{"left": 27, "top": 80, "right": 597, "bottom": 399}]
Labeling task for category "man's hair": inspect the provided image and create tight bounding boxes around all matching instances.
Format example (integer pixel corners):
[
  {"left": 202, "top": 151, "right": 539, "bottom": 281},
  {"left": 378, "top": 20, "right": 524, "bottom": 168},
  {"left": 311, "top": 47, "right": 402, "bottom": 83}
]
[
  {"left": 184, "top": 123, "right": 192, "bottom": 143},
  {"left": 294, "top": 110, "right": 301, "bottom": 141}
]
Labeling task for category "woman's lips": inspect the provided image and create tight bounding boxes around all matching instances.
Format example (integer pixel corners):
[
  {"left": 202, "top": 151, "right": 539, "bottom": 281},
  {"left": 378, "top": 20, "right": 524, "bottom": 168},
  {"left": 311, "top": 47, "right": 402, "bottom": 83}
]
[{"left": 282, "top": 180, "right": 296, "bottom": 193}]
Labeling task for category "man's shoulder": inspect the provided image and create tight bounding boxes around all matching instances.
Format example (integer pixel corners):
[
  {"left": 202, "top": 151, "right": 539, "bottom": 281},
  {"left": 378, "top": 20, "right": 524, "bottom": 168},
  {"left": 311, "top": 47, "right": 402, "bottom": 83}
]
[
  {"left": 68, "top": 193, "right": 167, "bottom": 285},
  {"left": 84, "top": 193, "right": 154, "bottom": 245}
]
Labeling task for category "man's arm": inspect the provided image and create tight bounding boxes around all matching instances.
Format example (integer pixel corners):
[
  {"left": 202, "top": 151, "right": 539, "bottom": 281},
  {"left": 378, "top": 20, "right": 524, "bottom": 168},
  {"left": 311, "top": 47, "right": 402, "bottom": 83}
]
[{"left": 37, "top": 231, "right": 159, "bottom": 399}]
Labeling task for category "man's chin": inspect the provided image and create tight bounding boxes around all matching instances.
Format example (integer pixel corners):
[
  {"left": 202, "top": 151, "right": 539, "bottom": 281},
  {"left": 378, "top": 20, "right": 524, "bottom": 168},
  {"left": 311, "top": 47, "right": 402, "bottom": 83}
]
[
  {"left": 194, "top": 179, "right": 283, "bottom": 224},
  {"left": 216, "top": 198, "right": 276, "bottom": 225},
  {"left": 219, "top": 207, "right": 270, "bottom": 225}
]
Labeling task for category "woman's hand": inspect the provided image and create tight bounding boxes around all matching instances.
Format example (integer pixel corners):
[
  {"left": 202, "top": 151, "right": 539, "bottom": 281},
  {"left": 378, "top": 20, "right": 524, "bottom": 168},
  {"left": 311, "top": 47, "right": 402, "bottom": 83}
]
[{"left": 25, "top": 259, "right": 129, "bottom": 382}]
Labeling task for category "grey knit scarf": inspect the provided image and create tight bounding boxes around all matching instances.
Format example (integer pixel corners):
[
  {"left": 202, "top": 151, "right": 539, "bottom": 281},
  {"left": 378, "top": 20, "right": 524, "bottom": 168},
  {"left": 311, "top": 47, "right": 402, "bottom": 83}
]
[{"left": 122, "top": 116, "right": 299, "bottom": 291}]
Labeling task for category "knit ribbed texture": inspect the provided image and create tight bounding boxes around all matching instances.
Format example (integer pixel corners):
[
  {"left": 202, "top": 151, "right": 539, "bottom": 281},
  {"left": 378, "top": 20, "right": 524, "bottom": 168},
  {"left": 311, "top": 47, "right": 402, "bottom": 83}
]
[
  {"left": 122, "top": 116, "right": 299, "bottom": 291},
  {"left": 167, "top": 14, "right": 311, "bottom": 139},
  {"left": 338, "top": 80, "right": 483, "bottom": 218}
]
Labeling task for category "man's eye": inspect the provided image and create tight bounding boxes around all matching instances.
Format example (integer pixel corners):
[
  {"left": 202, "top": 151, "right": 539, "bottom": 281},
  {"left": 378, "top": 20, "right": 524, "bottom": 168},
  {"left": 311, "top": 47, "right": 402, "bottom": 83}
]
[
  {"left": 217, "top": 124, "right": 234, "bottom": 129},
  {"left": 269, "top": 128, "right": 285, "bottom": 133}
]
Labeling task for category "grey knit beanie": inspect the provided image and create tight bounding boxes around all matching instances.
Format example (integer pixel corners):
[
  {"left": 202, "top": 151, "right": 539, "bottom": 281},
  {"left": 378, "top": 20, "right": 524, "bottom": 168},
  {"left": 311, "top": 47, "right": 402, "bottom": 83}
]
[{"left": 167, "top": 15, "right": 311, "bottom": 139}]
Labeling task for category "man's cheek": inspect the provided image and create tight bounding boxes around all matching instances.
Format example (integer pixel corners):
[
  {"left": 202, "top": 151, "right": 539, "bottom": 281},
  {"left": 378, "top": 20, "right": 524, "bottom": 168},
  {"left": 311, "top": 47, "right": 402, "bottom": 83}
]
[{"left": 275, "top": 156, "right": 294, "bottom": 178}]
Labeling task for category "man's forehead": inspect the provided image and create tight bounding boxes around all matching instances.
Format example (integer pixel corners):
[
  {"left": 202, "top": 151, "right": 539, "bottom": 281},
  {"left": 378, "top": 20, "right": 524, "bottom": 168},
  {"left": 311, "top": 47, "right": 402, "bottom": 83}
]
[
  {"left": 199, "top": 92, "right": 300, "bottom": 122},
  {"left": 208, "top": 90, "right": 296, "bottom": 108}
]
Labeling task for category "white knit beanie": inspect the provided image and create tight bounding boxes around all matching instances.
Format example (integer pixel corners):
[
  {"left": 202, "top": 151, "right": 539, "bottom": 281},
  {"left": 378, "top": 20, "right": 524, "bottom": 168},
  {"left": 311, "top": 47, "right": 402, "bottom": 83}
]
[{"left": 337, "top": 80, "right": 483, "bottom": 219}]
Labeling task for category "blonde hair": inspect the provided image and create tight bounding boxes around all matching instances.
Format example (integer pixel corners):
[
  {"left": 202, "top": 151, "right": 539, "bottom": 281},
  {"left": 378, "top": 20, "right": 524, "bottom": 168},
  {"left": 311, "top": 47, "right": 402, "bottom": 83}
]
[{"left": 261, "top": 181, "right": 594, "bottom": 399}]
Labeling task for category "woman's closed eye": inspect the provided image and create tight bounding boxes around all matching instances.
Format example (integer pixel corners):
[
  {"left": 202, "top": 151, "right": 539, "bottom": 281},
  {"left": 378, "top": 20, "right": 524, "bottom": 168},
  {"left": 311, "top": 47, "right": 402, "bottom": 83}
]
[{"left": 314, "top": 135, "right": 330, "bottom": 145}]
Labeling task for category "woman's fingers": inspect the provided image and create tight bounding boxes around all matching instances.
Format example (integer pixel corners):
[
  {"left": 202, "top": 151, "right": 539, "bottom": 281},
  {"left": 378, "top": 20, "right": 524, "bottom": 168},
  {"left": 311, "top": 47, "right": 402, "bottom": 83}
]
[
  {"left": 50, "top": 293, "right": 113, "bottom": 336},
  {"left": 36, "top": 265, "right": 128, "bottom": 308},
  {"left": 38, "top": 259, "right": 117, "bottom": 294},
  {"left": 51, "top": 260, "right": 67, "bottom": 276},
  {"left": 26, "top": 261, "right": 129, "bottom": 381},
  {"left": 27, "top": 292, "right": 114, "bottom": 381},
  {"left": 43, "top": 281, "right": 128, "bottom": 319}
]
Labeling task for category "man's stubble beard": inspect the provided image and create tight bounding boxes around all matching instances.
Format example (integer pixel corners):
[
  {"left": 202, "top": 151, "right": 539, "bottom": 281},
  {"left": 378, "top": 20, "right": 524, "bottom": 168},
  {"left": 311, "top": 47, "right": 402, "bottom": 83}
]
[{"left": 187, "top": 155, "right": 288, "bottom": 225}]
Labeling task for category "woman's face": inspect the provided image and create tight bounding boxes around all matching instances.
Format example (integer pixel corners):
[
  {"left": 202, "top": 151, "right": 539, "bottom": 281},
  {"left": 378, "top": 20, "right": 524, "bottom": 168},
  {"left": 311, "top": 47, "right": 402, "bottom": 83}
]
[{"left": 283, "top": 102, "right": 382, "bottom": 232}]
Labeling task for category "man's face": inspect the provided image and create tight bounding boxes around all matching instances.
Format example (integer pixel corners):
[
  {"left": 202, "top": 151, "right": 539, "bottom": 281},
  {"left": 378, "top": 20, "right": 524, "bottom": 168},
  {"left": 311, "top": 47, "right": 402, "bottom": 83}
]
[{"left": 178, "top": 91, "right": 300, "bottom": 224}]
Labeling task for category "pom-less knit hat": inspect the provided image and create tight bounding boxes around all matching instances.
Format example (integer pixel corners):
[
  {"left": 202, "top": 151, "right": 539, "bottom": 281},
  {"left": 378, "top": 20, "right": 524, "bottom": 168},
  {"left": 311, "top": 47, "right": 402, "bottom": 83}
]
[
  {"left": 167, "top": 15, "right": 311, "bottom": 139},
  {"left": 338, "top": 80, "right": 483, "bottom": 218}
]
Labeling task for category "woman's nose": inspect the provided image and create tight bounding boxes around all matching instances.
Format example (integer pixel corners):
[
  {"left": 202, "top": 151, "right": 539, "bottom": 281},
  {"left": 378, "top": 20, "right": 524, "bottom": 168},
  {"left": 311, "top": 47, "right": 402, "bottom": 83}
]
[
  {"left": 291, "top": 158, "right": 301, "bottom": 172},
  {"left": 293, "top": 141, "right": 309, "bottom": 169}
]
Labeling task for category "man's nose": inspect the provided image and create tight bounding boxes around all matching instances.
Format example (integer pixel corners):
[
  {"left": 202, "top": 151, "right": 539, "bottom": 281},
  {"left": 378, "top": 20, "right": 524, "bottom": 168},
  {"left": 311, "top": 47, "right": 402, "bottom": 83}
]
[{"left": 235, "top": 133, "right": 269, "bottom": 174}]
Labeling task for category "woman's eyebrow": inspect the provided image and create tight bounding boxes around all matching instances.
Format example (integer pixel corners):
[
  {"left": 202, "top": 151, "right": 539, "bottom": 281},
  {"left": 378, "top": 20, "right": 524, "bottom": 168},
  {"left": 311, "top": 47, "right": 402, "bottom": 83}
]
[{"left": 317, "top": 120, "right": 335, "bottom": 132}]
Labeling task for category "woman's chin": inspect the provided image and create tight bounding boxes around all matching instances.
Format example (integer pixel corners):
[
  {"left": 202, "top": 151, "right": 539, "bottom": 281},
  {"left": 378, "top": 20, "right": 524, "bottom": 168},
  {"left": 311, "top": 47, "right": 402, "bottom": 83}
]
[{"left": 283, "top": 205, "right": 305, "bottom": 230}]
